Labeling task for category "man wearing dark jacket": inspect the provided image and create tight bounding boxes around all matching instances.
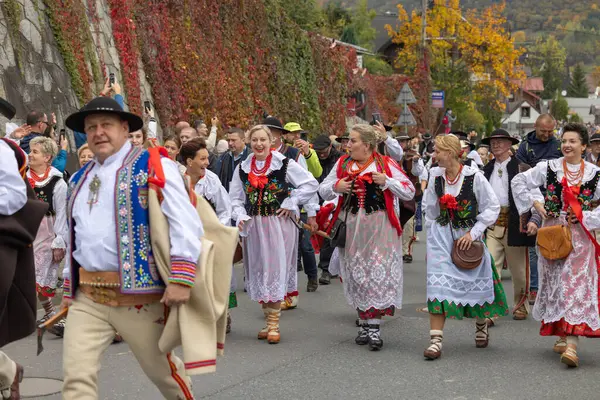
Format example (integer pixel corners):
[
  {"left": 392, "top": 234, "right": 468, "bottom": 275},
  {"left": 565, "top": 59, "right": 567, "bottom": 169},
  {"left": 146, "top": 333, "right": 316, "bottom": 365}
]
[
  {"left": 515, "top": 113, "right": 561, "bottom": 306},
  {"left": 216, "top": 127, "right": 250, "bottom": 192},
  {"left": 313, "top": 135, "right": 342, "bottom": 184},
  {"left": 312, "top": 135, "right": 342, "bottom": 284},
  {"left": 515, "top": 114, "right": 561, "bottom": 167}
]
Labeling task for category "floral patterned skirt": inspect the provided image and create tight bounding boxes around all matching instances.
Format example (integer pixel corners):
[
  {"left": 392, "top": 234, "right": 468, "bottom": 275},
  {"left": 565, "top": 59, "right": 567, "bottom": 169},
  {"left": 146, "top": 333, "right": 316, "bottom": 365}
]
[
  {"left": 428, "top": 257, "right": 509, "bottom": 320},
  {"left": 338, "top": 210, "right": 403, "bottom": 313},
  {"left": 535, "top": 216, "right": 600, "bottom": 337},
  {"left": 33, "top": 216, "right": 60, "bottom": 298}
]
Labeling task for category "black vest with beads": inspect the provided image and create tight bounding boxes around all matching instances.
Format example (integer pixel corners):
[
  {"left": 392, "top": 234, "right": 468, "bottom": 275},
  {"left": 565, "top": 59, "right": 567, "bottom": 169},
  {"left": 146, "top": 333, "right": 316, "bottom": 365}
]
[
  {"left": 347, "top": 180, "right": 386, "bottom": 215},
  {"left": 239, "top": 158, "right": 291, "bottom": 217},
  {"left": 34, "top": 176, "right": 62, "bottom": 216},
  {"left": 434, "top": 174, "right": 478, "bottom": 229},
  {"left": 543, "top": 166, "right": 600, "bottom": 218}
]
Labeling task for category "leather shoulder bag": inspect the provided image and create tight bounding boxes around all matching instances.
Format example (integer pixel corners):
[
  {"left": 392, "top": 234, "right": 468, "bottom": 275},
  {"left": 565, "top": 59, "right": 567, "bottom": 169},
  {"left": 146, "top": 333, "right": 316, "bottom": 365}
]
[
  {"left": 536, "top": 223, "right": 572, "bottom": 260},
  {"left": 450, "top": 225, "right": 485, "bottom": 270},
  {"left": 329, "top": 179, "right": 356, "bottom": 249}
]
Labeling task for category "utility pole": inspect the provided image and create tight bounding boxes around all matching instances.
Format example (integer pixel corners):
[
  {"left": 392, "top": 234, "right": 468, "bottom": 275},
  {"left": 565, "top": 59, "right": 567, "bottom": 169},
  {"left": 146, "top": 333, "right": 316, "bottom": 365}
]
[{"left": 421, "top": 0, "right": 427, "bottom": 59}]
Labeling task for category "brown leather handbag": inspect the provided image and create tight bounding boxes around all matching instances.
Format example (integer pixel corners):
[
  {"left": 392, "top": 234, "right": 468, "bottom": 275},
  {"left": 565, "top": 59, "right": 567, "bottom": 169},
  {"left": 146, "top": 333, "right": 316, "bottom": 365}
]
[
  {"left": 450, "top": 226, "right": 484, "bottom": 270},
  {"left": 536, "top": 224, "right": 572, "bottom": 260}
]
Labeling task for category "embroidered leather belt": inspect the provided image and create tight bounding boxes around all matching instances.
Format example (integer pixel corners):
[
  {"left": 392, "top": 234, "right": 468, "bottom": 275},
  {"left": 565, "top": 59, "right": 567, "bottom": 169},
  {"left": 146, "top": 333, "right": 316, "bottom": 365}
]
[
  {"left": 78, "top": 268, "right": 162, "bottom": 307},
  {"left": 494, "top": 207, "right": 510, "bottom": 228}
]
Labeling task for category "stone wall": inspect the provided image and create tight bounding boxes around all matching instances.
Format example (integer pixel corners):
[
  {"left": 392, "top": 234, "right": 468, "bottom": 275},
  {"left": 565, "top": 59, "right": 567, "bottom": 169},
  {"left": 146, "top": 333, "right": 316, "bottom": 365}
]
[
  {"left": 0, "top": 0, "right": 80, "bottom": 134},
  {"left": 0, "top": 0, "right": 160, "bottom": 150}
]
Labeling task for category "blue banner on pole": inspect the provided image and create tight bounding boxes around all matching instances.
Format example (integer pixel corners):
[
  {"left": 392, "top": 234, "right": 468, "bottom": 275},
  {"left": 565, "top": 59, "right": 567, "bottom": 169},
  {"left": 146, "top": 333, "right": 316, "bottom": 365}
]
[{"left": 432, "top": 90, "right": 445, "bottom": 109}]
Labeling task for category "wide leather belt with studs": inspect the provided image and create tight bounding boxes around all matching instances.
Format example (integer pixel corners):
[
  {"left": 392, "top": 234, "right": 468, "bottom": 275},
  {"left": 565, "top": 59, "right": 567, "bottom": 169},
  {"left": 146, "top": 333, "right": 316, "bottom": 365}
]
[
  {"left": 494, "top": 207, "right": 510, "bottom": 228},
  {"left": 78, "top": 268, "right": 162, "bottom": 306}
]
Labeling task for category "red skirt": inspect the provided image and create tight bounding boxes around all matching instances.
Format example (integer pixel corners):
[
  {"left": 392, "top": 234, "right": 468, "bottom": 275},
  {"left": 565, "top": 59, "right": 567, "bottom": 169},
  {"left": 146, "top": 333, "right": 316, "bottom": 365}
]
[{"left": 540, "top": 318, "right": 600, "bottom": 338}]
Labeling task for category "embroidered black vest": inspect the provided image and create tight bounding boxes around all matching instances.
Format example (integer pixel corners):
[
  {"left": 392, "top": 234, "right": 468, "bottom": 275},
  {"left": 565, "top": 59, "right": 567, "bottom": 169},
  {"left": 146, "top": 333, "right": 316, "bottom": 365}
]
[
  {"left": 34, "top": 175, "right": 62, "bottom": 216},
  {"left": 434, "top": 174, "right": 478, "bottom": 229},
  {"left": 348, "top": 179, "right": 386, "bottom": 215},
  {"left": 239, "top": 159, "right": 291, "bottom": 216},
  {"left": 544, "top": 167, "right": 600, "bottom": 218}
]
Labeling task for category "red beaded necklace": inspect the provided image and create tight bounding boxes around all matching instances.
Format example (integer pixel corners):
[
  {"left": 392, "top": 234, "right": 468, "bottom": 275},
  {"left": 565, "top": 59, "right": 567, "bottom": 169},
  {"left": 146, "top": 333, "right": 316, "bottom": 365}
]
[
  {"left": 445, "top": 164, "right": 463, "bottom": 186},
  {"left": 251, "top": 152, "right": 273, "bottom": 175}
]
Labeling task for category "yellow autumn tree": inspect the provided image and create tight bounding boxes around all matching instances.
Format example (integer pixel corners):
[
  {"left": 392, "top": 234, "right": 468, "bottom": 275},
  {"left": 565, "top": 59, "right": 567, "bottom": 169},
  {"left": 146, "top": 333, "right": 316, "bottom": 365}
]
[{"left": 386, "top": 0, "right": 525, "bottom": 132}]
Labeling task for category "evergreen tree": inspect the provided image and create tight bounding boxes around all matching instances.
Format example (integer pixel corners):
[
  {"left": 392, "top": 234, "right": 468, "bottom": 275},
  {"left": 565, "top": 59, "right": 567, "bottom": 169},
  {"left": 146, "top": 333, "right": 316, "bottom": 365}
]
[
  {"left": 567, "top": 64, "right": 589, "bottom": 98},
  {"left": 550, "top": 94, "right": 569, "bottom": 122}
]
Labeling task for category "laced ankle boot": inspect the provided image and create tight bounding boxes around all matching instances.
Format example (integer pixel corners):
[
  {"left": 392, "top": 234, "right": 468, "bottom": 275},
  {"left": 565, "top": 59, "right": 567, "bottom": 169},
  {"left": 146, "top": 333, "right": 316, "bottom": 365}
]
[
  {"left": 258, "top": 308, "right": 269, "bottom": 340},
  {"left": 355, "top": 323, "right": 369, "bottom": 345},
  {"left": 424, "top": 330, "right": 443, "bottom": 360},
  {"left": 266, "top": 308, "right": 281, "bottom": 344},
  {"left": 475, "top": 319, "right": 489, "bottom": 348},
  {"left": 367, "top": 323, "right": 383, "bottom": 351}
]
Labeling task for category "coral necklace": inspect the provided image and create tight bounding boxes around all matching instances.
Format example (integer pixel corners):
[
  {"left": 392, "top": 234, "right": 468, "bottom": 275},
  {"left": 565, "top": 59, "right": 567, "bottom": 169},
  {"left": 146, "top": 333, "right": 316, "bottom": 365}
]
[
  {"left": 251, "top": 152, "right": 273, "bottom": 175},
  {"left": 248, "top": 152, "right": 273, "bottom": 189},
  {"left": 445, "top": 164, "right": 463, "bottom": 185},
  {"left": 347, "top": 154, "right": 374, "bottom": 177},
  {"left": 563, "top": 159, "right": 585, "bottom": 187}
]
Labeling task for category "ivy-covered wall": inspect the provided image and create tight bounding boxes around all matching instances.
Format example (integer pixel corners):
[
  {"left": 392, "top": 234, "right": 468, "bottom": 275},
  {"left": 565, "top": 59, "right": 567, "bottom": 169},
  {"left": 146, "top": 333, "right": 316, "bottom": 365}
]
[{"left": 0, "top": 0, "right": 433, "bottom": 139}]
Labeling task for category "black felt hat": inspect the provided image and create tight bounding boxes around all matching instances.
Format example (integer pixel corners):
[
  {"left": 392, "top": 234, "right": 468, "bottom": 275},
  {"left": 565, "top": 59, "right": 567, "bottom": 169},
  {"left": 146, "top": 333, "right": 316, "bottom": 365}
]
[
  {"left": 65, "top": 97, "right": 143, "bottom": 133},
  {"left": 261, "top": 116, "right": 289, "bottom": 133},
  {"left": 480, "top": 129, "right": 520, "bottom": 145},
  {"left": 590, "top": 133, "right": 600, "bottom": 142},
  {"left": 335, "top": 134, "right": 350, "bottom": 143},
  {"left": 0, "top": 97, "right": 16, "bottom": 120}
]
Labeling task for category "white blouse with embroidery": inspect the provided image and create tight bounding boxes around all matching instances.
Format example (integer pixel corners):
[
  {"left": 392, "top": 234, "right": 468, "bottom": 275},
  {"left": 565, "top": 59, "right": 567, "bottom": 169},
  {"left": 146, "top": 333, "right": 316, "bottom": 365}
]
[
  {"left": 511, "top": 158, "right": 600, "bottom": 230},
  {"left": 229, "top": 151, "right": 319, "bottom": 229}
]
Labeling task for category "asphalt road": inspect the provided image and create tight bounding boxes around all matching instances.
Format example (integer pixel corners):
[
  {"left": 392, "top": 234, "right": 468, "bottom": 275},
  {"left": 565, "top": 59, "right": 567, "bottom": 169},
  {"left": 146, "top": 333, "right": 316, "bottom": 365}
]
[{"left": 6, "top": 238, "right": 600, "bottom": 399}]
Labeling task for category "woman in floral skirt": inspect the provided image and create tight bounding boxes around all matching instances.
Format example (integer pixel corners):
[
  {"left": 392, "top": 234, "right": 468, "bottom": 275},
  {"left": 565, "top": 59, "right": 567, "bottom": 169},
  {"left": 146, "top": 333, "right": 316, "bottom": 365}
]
[
  {"left": 229, "top": 125, "right": 318, "bottom": 344},
  {"left": 512, "top": 123, "right": 600, "bottom": 368},
  {"left": 423, "top": 134, "right": 507, "bottom": 360},
  {"left": 27, "top": 137, "right": 68, "bottom": 336},
  {"left": 319, "top": 124, "right": 415, "bottom": 351}
]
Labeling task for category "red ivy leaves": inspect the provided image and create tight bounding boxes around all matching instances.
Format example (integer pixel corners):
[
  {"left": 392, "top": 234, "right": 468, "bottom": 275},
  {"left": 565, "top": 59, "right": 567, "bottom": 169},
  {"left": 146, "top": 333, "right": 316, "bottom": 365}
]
[{"left": 107, "top": 0, "right": 142, "bottom": 114}]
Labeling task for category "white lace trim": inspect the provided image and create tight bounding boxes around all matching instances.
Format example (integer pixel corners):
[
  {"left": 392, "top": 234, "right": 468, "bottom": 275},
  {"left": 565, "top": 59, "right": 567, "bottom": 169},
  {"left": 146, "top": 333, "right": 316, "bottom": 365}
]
[
  {"left": 427, "top": 273, "right": 493, "bottom": 293},
  {"left": 532, "top": 216, "right": 600, "bottom": 330}
]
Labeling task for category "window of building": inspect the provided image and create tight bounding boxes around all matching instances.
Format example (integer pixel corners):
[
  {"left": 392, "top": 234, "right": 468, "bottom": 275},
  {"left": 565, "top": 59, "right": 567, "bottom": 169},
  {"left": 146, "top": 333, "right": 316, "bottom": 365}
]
[{"left": 521, "top": 106, "right": 531, "bottom": 118}]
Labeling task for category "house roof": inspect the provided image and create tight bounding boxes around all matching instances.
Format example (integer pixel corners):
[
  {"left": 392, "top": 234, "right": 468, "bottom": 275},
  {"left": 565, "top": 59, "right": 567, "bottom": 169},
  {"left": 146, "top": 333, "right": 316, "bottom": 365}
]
[
  {"left": 511, "top": 77, "right": 544, "bottom": 92},
  {"left": 372, "top": 14, "right": 401, "bottom": 53},
  {"left": 523, "top": 89, "right": 541, "bottom": 101},
  {"left": 507, "top": 100, "right": 537, "bottom": 115}
]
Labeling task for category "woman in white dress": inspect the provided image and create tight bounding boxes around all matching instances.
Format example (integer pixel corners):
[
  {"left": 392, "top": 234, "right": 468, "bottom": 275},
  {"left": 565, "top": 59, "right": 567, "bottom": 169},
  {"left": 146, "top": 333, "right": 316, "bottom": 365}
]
[
  {"left": 229, "top": 125, "right": 318, "bottom": 344},
  {"left": 512, "top": 123, "right": 600, "bottom": 368},
  {"left": 423, "top": 134, "right": 507, "bottom": 360},
  {"left": 319, "top": 124, "right": 415, "bottom": 351},
  {"left": 27, "top": 137, "right": 68, "bottom": 335}
]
